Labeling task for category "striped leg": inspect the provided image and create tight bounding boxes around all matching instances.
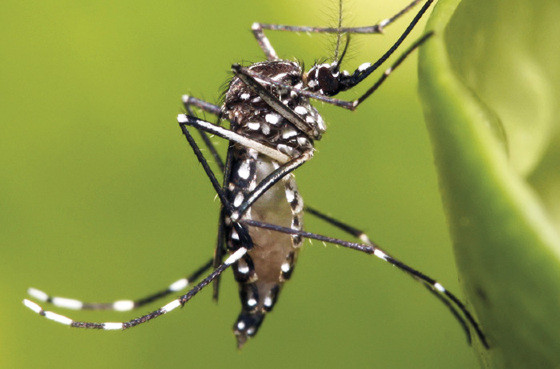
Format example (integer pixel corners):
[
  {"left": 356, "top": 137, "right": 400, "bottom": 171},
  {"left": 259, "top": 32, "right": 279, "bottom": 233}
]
[
  {"left": 240, "top": 218, "right": 489, "bottom": 349},
  {"left": 182, "top": 95, "right": 227, "bottom": 299},
  {"left": 23, "top": 249, "right": 247, "bottom": 330},
  {"left": 26, "top": 259, "right": 213, "bottom": 312},
  {"left": 304, "top": 207, "right": 473, "bottom": 341}
]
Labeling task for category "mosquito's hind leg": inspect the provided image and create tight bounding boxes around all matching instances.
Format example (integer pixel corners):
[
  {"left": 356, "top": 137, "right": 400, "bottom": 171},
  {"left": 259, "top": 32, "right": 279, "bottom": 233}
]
[
  {"left": 26, "top": 259, "right": 213, "bottom": 313},
  {"left": 23, "top": 250, "right": 248, "bottom": 330}
]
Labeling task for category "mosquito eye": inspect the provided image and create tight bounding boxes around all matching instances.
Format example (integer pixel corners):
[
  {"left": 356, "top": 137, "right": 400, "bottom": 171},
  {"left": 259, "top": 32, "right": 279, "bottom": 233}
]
[{"left": 317, "top": 67, "right": 339, "bottom": 95}]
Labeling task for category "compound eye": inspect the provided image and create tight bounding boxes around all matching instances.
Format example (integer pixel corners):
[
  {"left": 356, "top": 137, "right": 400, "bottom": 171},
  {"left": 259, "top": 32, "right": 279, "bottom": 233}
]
[{"left": 317, "top": 67, "right": 339, "bottom": 96}]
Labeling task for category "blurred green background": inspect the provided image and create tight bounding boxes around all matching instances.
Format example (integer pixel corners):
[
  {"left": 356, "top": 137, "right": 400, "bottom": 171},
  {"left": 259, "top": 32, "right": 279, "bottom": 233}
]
[{"left": 1, "top": 0, "right": 479, "bottom": 368}]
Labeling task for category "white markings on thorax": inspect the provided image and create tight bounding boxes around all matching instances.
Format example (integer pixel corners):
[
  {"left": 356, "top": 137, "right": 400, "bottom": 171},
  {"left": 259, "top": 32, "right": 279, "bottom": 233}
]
[
  {"left": 247, "top": 122, "right": 260, "bottom": 130},
  {"left": 294, "top": 106, "right": 308, "bottom": 115},
  {"left": 265, "top": 113, "right": 280, "bottom": 125}
]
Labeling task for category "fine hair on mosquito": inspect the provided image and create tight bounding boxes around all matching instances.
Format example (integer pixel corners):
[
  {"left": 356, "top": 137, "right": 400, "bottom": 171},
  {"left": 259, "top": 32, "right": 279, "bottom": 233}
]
[{"left": 23, "top": 0, "right": 489, "bottom": 350}]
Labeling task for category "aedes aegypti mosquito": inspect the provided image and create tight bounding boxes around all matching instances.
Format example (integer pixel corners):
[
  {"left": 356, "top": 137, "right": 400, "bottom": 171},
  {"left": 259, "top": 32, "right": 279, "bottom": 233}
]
[{"left": 24, "top": 0, "right": 488, "bottom": 349}]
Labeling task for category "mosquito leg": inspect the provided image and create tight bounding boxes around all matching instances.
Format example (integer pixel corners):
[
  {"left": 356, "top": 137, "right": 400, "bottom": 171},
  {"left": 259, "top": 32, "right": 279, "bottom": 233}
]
[
  {"left": 259, "top": 0, "right": 423, "bottom": 35},
  {"left": 182, "top": 95, "right": 226, "bottom": 172},
  {"left": 251, "top": 0, "right": 424, "bottom": 61},
  {"left": 181, "top": 96, "right": 231, "bottom": 299},
  {"left": 182, "top": 95, "right": 222, "bottom": 117},
  {"left": 23, "top": 249, "right": 248, "bottom": 330},
  {"left": 305, "top": 205, "right": 474, "bottom": 343},
  {"left": 351, "top": 31, "right": 433, "bottom": 108},
  {"left": 178, "top": 121, "right": 253, "bottom": 249},
  {"left": 212, "top": 210, "right": 227, "bottom": 301},
  {"left": 305, "top": 206, "right": 373, "bottom": 244},
  {"left": 230, "top": 150, "right": 313, "bottom": 222},
  {"left": 240, "top": 218, "right": 489, "bottom": 349},
  {"left": 251, "top": 23, "right": 280, "bottom": 61},
  {"left": 26, "top": 259, "right": 213, "bottom": 312},
  {"left": 422, "top": 284, "right": 472, "bottom": 344},
  {"left": 178, "top": 114, "right": 290, "bottom": 164},
  {"left": 212, "top": 147, "right": 236, "bottom": 300}
]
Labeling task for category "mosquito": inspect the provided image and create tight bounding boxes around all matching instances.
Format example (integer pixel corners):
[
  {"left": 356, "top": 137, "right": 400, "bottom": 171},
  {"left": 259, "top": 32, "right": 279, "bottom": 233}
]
[{"left": 23, "top": 0, "right": 489, "bottom": 349}]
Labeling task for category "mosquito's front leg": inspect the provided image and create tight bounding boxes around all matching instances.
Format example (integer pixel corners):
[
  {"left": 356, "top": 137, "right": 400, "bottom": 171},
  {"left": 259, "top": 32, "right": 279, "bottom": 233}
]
[
  {"left": 251, "top": 0, "right": 424, "bottom": 61},
  {"left": 251, "top": 23, "right": 280, "bottom": 61}
]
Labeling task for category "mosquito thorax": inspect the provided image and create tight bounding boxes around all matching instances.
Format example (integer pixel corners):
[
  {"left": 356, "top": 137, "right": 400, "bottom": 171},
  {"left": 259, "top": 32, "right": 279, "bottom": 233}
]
[{"left": 225, "top": 60, "right": 326, "bottom": 157}]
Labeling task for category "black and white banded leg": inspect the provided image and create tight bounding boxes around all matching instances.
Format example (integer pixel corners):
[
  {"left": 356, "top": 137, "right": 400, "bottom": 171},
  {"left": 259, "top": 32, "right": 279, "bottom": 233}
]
[
  {"left": 304, "top": 207, "right": 474, "bottom": 344},
  {"left": 240, "top": 219, "right": 489, "bottom": 349},
  {"left": 25, "top": 110, "right": 308, "bottom": 334},
  {"left": 25, "top": 259, "right": 213, "bottom": 312},
  {"left": 23, "top": 250, "right": 247, "bottom": 330},
  {"left": 182, "top": 95, "right": 227, "bottom": 299}
]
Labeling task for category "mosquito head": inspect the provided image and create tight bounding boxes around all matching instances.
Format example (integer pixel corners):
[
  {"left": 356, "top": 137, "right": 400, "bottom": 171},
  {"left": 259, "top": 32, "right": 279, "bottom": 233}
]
[
  {"left": 305, "top": 62, "right": 354, "bottom": 97},
  {"left": 306, "top": 63, "right": 338, "bottom": 96}
]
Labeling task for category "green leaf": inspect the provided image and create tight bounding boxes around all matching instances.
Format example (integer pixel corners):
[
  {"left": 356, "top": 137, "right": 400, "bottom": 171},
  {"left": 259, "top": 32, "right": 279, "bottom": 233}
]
[{"left": 418, "top": 0, "right": 560, "bottom": 368}]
